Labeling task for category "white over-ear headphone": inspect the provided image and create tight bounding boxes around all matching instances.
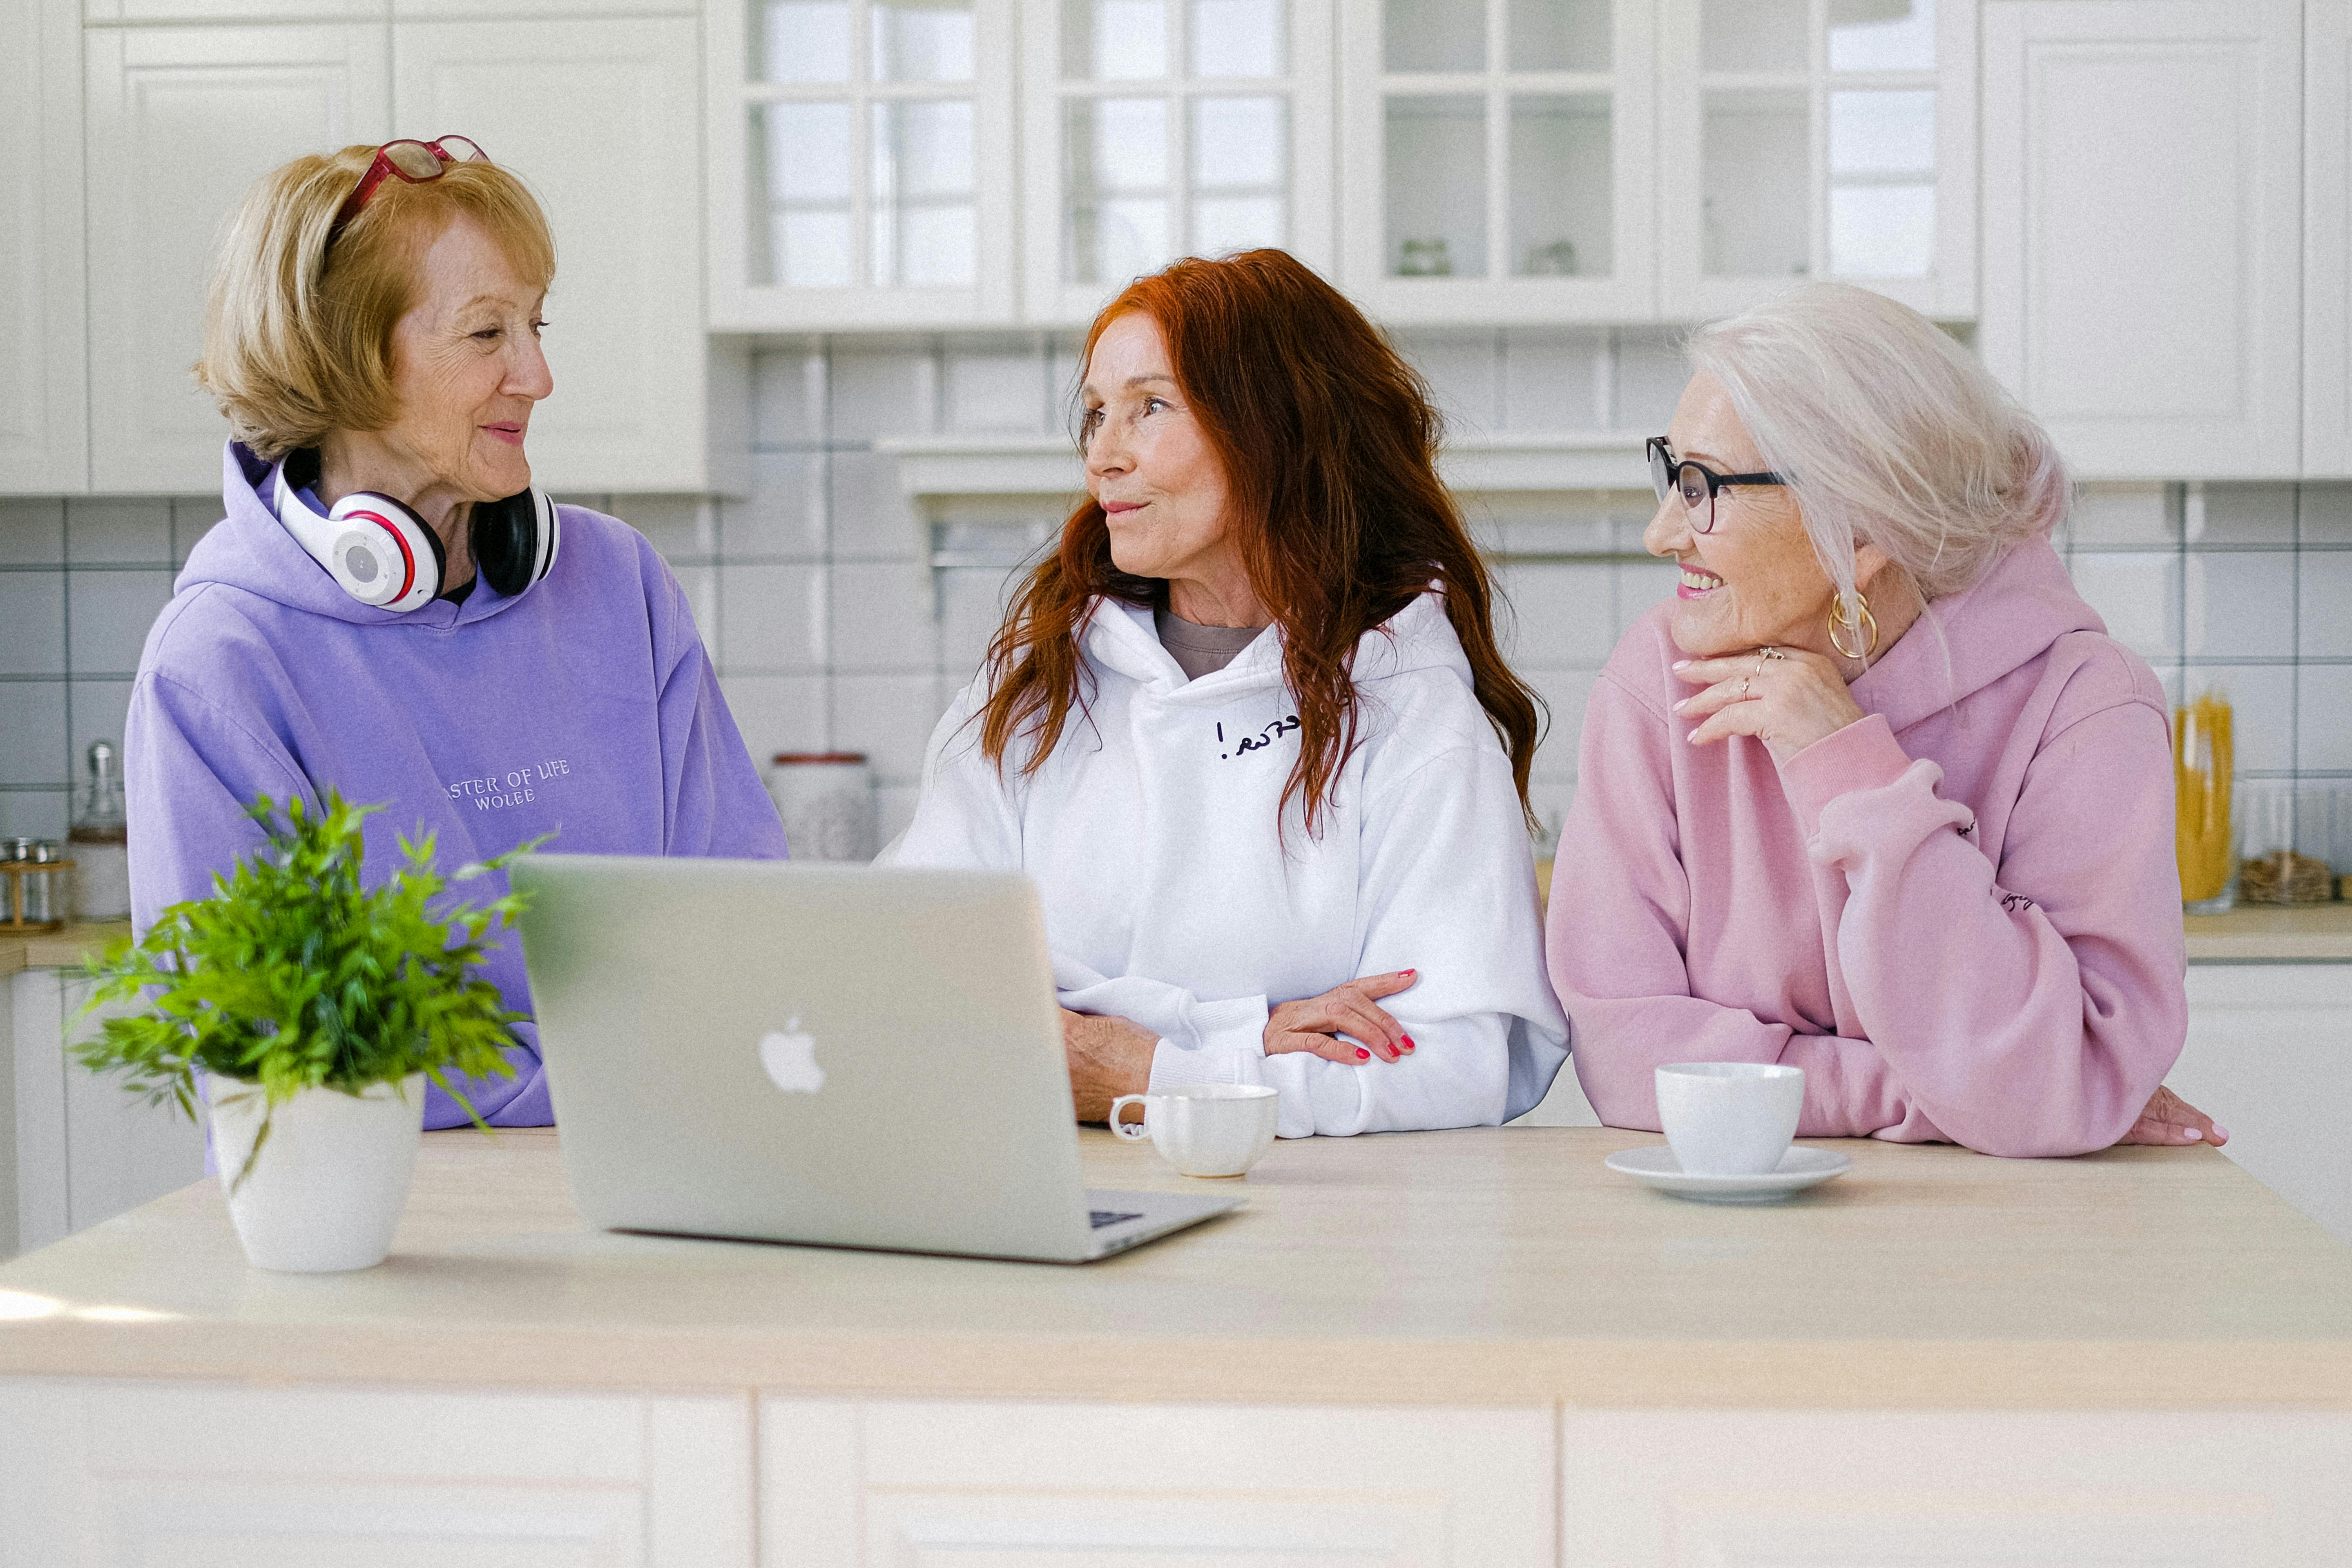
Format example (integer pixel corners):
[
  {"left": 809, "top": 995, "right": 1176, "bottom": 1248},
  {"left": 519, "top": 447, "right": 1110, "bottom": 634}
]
[{"left": 272, "top": 455, "right": 559, "bottom": 612}]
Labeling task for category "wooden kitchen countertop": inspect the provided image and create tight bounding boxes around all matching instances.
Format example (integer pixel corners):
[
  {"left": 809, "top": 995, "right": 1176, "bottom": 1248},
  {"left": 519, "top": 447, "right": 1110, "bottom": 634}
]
[
  {"left": 0, "top": 921, "right": 127, "bottom": 980},
  {"left": 2, "top": 1126, "right": 2347, "bottom": 1410}
]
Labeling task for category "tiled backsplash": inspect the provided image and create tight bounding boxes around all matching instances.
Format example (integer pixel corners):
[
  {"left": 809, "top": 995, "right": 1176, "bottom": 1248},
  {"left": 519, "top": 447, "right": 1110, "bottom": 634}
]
[{"left": 4, "top": 328, "right": 2349, "bottom": 873}]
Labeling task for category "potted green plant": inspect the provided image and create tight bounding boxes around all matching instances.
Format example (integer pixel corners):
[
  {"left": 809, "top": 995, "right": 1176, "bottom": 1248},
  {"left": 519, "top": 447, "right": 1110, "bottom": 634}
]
[{"left": 77, "top": 791, "right": 540, "bottom": 1273}]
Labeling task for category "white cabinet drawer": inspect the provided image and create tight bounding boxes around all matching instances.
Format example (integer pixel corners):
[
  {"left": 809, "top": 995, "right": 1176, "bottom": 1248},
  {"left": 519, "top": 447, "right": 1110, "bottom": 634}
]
[{"left": 762, "top": 1397, "right": 1555, "bottom": 1567}]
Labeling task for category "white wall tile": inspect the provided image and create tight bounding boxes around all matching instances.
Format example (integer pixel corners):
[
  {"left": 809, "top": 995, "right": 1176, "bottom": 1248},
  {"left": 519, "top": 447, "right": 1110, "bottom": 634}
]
[
  {"left": 1500, "top": 330, "right": 1602, "bottom": 430},
  {"left": 2298, "top": 665, "right": 2352, "bottom": 772},
  {"left": 1526, "top": 667, "right": 1598, "bottom": 780},
  {"left": 0, "top": 500, "right": 65, "bottom": 565},
  {"left": 2191, "top": 483, "right": 2296, "bottom": 544},
  {"left": 67, "top": 571, "right": 174, "bottom": 676},
  {"left": 944, "top": 341, "right": 1048, "bottom": 434},
  {"left": 830, "top": 348, "right": 938, "bottom": 440},
  {"left": 725, "top": 452, "right": 829, "bottom": 561},
  {"left": 2302, "top": 551, "right": 2352, "bottom": 658},
  {"left": 939, "top": 564, "right": 1017, "bottom": 680},
  {"left": 2066, "top": 553, "right": 2179, "bottom": 660},
  {"left": 68, "top": 679, "right": 134, "bottom": 767},
  {"left": 718, "top": 674, "right": 829, "bottom": 771},
  {"left": 1399, "top": 332, "right": 1500, "bottom": 435},
  {"left": 2301, "top": 484, "right": 2352, "bottom": 542},
  {"left": 2069, "top": 484, "right": 2174, "bottom": 546},
  {"left": 669, "top": 565, "right": 720, "bottom": 646},
  {"left": 831, "top": 672, "right": 948, "bottom": 785},
  {"left": 170, "top": 497, "right": 220, "bottom": 568},
  {"left": 0, "top": 791, "right": 69, "bottom": 840},
  {"left": 828, "top": 449, "right": 926, "bottom": 561},
  {"left": 1049, "top": 333, "right": 1085, "bottom": 420},
  {"left": 1484, "top": 493, "right": 1613, "bottom": 554},
  {"left": 1613, "top": 558, "right": 1679, "bottom": 639},
  {"left": 875, "top": 782, "right": 924, "bottom": 848},
  {"left": 2185, "top": 552, "right": 2294, "bottom": 659},
  {"left": 0, "top": 573, "right": 67, "bottom": 676},
  {"left": 1613, "top": 330, "right": 1688, "bottom": 433},
  {"left": 718, "top": 562, "right": 828, "bottom": 674},
  {"left": 615, "top": 495, "right": 717, "bottom": 565},
  {"left": 755, "top": 346, "right": 827, "bottom": 447},
  {"left": 0, "top": 683, "right": 67, "bottom": 785},
  {"left": 829, "top": 562, "right": 938, "bottom": 672},
  {"left": 2181, "top": 663, "right": 2292, "bottom": 773},
  {"left": 1497, "top": 563, "right": 1616, "bottom": 668},
  {"left": 1613, "top": 497, "right": 1665, "bottom": 553},
  {"left": 65, "top": 500, "right": 171, "bottom": 565}
]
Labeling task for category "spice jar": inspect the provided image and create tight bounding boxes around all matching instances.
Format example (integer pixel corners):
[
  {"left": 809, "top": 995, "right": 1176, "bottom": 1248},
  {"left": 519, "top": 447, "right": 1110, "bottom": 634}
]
[
  {"left": 767, "top": 753, "right": 878, "bottom": 862},
  {"left": 70, "top": 739, "right": 132, "bottom": 921},
  {"left": 1, "top": 838, "right": 73, "bottom": 932}
]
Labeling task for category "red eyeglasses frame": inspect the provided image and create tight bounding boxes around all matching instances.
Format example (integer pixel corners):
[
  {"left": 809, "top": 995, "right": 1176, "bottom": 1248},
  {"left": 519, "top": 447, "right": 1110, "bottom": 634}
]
[{"left": 329, "top": 136, "right": 490, "bottom": 238}]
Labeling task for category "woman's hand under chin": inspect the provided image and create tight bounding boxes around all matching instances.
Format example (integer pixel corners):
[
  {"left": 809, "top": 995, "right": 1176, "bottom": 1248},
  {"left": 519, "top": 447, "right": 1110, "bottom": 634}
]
[{"left": 1670, "top": 645, "right": 1868, "bottom": 765}]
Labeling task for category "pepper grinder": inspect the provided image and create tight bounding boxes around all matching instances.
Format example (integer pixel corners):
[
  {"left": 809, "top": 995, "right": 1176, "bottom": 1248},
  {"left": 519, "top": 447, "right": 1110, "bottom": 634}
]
[{"left": 70, "top": 739, "right": 132, "bottom": 921}]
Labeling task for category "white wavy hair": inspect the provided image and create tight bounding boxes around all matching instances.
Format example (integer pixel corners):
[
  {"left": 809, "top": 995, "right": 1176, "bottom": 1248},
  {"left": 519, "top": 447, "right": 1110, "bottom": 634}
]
[{"left": 1686, "top": 283, "right": 2069, "bottom": 624}]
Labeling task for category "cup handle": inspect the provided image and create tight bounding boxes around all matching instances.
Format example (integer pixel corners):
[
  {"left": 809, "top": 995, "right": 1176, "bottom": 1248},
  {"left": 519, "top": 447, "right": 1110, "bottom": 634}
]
[{"left": 1108, "top": 1094, "right": 1150, "bottom": 1140}]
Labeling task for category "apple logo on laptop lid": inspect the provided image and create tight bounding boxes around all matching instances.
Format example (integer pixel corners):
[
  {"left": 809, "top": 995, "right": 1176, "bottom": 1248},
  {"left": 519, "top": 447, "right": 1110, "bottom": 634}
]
[{"left": 759, "top": 1017, "right": 826, "bottom": 1094}]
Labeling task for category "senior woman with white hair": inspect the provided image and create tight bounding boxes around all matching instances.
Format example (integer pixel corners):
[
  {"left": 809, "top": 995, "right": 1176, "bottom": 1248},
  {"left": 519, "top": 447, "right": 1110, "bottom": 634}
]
[
  {"left": 1549, "top": 283, "right": 2217, "bottom": 1158},
  {"left": 126, "top": 138, "right": 785, "bottom": 1128}
]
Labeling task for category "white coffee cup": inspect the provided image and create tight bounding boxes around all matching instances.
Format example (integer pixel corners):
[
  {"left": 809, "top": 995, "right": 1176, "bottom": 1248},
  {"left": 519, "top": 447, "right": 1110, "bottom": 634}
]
[
  {"left": 1107, "top": 1084, "right": 1279, "bottom": 1178},
  {"left": 1654, "top": 1062, "right": 1804, "bottom": 1176}
]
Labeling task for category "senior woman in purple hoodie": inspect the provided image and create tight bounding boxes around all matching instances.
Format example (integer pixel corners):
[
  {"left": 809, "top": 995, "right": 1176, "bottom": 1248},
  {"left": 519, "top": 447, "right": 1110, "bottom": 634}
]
[{"left": 126, "top": 138, "right": 786, "bottom": 1127}]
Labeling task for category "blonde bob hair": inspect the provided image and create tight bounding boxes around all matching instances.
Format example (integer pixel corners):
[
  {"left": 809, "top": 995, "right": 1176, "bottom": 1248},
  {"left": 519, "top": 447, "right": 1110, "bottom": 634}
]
[
  {"left": 1687, "top": 283, "right": 2069, "bottom": 622},
  {"left": 196, "top": 143, "right": 556, "bottom": 461}
]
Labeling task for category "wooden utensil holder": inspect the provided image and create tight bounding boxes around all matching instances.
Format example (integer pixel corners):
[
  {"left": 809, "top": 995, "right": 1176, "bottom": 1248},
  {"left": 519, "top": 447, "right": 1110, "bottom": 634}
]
[{"left": 0, "top": 856, "right": 74, "bottom": 932}]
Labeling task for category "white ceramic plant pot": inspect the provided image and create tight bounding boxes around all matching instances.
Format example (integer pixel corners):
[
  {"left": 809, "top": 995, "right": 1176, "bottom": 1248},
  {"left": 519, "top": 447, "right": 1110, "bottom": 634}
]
[{"left": 206, "top": 1073, "right": 426, "bottom": 1273}]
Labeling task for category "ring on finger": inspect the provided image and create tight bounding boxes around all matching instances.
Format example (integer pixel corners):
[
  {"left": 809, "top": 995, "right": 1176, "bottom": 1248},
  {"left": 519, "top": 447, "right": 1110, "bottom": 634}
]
[
  {"left": 1760, "top": 645, "right": 1786, "bottom": 662},
  {"left": 1739, "top": 674, "right": 1753, "bottom": 700}
]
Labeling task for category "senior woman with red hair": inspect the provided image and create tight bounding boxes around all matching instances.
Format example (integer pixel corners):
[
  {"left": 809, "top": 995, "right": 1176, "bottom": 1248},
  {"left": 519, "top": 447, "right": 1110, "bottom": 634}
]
[{"left": 891, "top": 250, "right": 1568, "bottom": 1138}]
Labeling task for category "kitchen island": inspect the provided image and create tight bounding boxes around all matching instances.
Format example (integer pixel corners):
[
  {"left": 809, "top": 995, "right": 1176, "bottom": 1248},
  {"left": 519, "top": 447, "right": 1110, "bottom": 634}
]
[{"left": 3, "top": 1125, "right": 2349, "bottom": 1565}]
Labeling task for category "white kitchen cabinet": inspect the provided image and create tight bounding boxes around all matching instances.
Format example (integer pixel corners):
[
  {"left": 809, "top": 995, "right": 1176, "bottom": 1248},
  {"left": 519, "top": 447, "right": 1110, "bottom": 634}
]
[
  {"left": 1981, "top": 0, "right": 2303, "bottom": 480},
  {"left": 1657, "top": 0, "right": 1976, "bottom": 321},
  {"left": 1024, "top": 0, "right": 1333, "bottom": 327},
  {"left": 2305, "top": 0, "right": 2352, "bottom": 477},
  {"left": 761, "top": 1397, "right": 1555, "bottom": 1566},
  {"left": 395, "top": 18, "right": 740, "bottom": 495},
  {"left": 83, "top": 23, "right": 392, "bottom": 495},
  {"left": 9, "top": 969, "right": 206, "bottom": 1262},
  {"left": 0, "top": 0, "right": 87, "bottom": 497},
  {"left": 0, "top": 1382, "right": 754, "bottom": 1567},
  {"left": 708, "top": 0, "right": 1020, "bottom": 331},
  {"left": 1562, "top": 1410, "right": 2352, "bottom": 1567}
]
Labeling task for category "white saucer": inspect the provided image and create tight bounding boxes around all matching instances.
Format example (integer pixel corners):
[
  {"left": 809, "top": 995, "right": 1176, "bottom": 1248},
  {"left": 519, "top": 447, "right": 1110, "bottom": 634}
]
[{"left": 1604, "top": 1144, "right": 1852, "bottom": 1204}]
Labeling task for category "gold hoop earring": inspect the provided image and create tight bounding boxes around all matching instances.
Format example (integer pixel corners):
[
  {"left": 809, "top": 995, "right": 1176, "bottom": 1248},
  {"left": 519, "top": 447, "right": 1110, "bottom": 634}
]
[{"left": 1827, "top": 593, "right": 1879, "bottom": 660}]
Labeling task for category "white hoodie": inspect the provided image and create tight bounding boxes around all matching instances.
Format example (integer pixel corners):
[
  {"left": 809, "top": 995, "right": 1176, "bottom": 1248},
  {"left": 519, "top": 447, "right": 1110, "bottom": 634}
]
[{"left": 892, "top": 590, "right": 1569, "bottom": 1138}]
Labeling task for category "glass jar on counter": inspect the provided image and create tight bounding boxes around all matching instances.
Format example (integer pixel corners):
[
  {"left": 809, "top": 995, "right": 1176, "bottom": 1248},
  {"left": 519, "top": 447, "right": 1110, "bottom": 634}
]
[
  {"left": 767, "top": 753, "right": 879, "bottom": 863},
  {"left": 2174, "top": 693, "right": 2234, "bottom": 913},
  {"left": 70, "top": 739, "right": 132, "bottom": 921},
  {"left": 1, "top": 838, "right": 73, "bottom": 932}
]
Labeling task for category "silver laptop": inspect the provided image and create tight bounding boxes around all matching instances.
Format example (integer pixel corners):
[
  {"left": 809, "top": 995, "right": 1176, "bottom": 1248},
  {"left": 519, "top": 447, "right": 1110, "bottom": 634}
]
[{"left": 510, "top": 855, "right": 1241, "bottom": 1263}]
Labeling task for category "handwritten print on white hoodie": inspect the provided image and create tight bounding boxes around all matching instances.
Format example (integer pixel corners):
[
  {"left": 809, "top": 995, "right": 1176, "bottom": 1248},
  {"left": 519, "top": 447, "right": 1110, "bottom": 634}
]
[{"left": 890, "top": 590, "right": 1569, "bottom": 1138}]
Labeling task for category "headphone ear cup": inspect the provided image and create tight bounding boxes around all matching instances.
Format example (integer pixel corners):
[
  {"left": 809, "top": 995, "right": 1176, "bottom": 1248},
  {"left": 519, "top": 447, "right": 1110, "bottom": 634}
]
[
  {"left": 472, "top": 486, "right": 558, "bottom": 598},
  {"left": 326, "top": 492, "right": 443, "bottom": 611}
]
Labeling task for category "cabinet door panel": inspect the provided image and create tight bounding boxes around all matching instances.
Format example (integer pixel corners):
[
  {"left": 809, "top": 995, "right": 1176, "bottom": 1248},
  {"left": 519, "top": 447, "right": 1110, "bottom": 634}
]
[
  {"left": 1980, "top": 1, "right": 2301, "bottom": 479},
  {"left": 395, "top": 19, "right": 706, "bottom": 492},
  {"left": 0, "top": 1382, "right": 754, "bottom": 1568},
  {"left": 84, "top": 25, "right": 391, "bottom": 495},
  {"left": 2305, "top": 0, "right": 2352, "bottom": 475},
  {"left": 762, "top": 1398, "right": 1554, "bottom": 1567},
  {"left": 0, "top": 0, "right": 87, "bottom": 494}
]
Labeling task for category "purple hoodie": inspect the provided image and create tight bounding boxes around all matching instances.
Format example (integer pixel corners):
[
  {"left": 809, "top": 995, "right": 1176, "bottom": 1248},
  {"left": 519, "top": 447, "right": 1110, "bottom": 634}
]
[{"left": 127, "top": 442, "right": 788, "bottom": 1127}]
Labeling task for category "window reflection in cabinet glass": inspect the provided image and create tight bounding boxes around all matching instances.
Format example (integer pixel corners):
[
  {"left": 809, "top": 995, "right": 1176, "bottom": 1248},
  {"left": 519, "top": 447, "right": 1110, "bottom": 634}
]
[
  {"left": 1192, "top": 95, "right": 1286, "bottom": 253},
  {"left": 1064, "top": 0, "right": 1168, "bottom": 80},
  {"left": 1193, "top": 0, "right": 1282, "bottom": 78},
  {"left": 1509, "top": 0, "right": 1610, "bottom": 73},
  {"left": 1829, "top": 185, "right": 1932, "bottom": 277},
  {"left": 1510, "top": 94, "right": 1609, "bottom": 278},
  {"left": 872, "top": 99, "right": 976, "bottom": 285},
  {"left": 755, "top": 102, "right": 855, "bottom": 285},
  {"left": 1385, "top": 95, "right": 1485, "bottom": 277},
  {"left": 1385, "top": 0, "right": 1482, "bottom": 74},
  {"left": 1066, "top": 97, "right": 1170, "bottom": 283},
  {"left": 762, "top": 0, "right": 852, "bottom": 83},
  {"left": 871, "top": 0, "right": 975, "bottom": 82},
  {"left": 1828, "top": 89, "right": 1932, "bottom": 173},
  {"left": 1703, "top": 91, "right": 1808, "bottom": 278},
  {"left": 1827, "top": 0, "right": 1934, "bottom": 72},
  {"left": 1701, "top": 0, "right": 1808, "bottom": 74}
]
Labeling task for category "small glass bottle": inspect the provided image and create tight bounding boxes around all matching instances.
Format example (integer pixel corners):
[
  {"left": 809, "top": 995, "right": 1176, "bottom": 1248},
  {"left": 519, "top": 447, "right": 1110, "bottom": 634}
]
[{"left": 70, "top": 739, "right": 132, "bottom": 922}]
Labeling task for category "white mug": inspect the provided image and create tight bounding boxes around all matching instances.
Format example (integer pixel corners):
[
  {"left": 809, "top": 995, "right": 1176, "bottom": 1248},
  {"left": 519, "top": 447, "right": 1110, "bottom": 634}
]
[
  {"left": 1107, "top": 1084, "right": 1280, "bottom": 1178},
  {"left": 1655, "top": 1062, "right": 1804, "bottom": 1176}
]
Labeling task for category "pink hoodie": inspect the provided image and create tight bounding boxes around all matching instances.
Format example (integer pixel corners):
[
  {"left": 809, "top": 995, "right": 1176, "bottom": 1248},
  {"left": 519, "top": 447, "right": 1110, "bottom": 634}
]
[{"left": 1546, "top": 535, "right": 2187, "bottom": 1157}]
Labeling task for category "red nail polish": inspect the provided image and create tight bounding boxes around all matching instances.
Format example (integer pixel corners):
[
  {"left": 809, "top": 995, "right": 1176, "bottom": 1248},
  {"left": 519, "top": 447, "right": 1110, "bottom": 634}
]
[
  {"left": 1355, "top": 1047, "right": 1370, "bottom": 1060},
  {"left": 1402, "top": 1036, "right": 1415, "bottom": 1051}
]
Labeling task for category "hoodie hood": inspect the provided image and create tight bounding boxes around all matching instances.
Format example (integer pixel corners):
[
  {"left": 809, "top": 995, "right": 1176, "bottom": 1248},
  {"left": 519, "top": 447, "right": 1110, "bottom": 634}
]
[
  {"left": 1848, "top": 535, "right": 2104, "bottom": 734},
  {"left": 1078, "top": 587, "right": 1474, "bottom": 705},
  {"left": 185, "top": 441, "right": 533, "bottom": 631}
]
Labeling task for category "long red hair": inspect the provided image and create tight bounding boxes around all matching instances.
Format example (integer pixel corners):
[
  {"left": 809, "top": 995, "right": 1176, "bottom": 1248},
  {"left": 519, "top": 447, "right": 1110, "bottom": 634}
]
[{"left": 977, "top": 249, "right": 1541, "bottom": 836}]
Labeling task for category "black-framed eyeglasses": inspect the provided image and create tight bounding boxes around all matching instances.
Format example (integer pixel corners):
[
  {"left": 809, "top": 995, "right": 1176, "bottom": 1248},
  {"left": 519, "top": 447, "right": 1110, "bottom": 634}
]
[{"left": 1646, "top": 437, "right": 1785, "bottom": 535}]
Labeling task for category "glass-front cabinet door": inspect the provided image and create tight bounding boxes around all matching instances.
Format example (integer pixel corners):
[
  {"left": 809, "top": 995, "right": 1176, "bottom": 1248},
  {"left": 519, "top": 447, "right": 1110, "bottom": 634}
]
[
  {"left": 1658, "top": 0, "right": 1975, "bottom": 319},
  {"left": 708, "top": 0, "right": 1018, "bottom": 328},
  {"left": 1339, "top": 0, "right": 1658, "bottom": 323},
  {"left": 1022, "top": 0, "right": 1334, "bottom": 325}
]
